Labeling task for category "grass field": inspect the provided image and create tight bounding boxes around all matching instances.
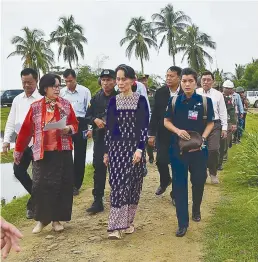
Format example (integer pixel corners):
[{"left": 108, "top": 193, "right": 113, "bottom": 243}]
[
  {"left": 1, "top": 106, "right": 10, "bottom": 132},
  {"left": 1, "top": 107, "right": 13, "bottom": 163},
  {"left": 204, "top": 114, "right": 258, "bottom": 261}
]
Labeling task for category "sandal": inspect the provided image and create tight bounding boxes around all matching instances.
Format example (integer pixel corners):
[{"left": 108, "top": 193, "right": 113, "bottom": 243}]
[
  {"left": 124, "top": 225, "right": 135, "bottom": 234},
  {"left": 108, "top": 230, "right": 123, "bottom": 239}
]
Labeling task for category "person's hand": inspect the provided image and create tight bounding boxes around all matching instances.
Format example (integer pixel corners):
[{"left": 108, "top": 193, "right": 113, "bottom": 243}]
[
  {"left": 176, "top": 129, "right": 191, "bottom": 141},
  {"left": 103, "top": 154, "right": 109, "bottom": 167},
  {"left": 2, "top": 143, "right": 10, "bottom": 154},
  {"left": 148, "top": 137, "right": 155, "bottom": 147},
  {"left": 1, "top": 218, "right": 23, "bottom": 259},
  {"left": 13, "top": 151, "right": 21, "bottom": 165},
  {"left": 60, "top": 126, "right": 71, "bottom": 135},
  {"left": 221, "top": 130, "right": 227, "bottom": 139},
  {"left": 132, "top": 150, "right": 142, "bottom": 165},
  {"left": 231, "top": 125, "right": 237, "bottom": 132},
  {"left": 94, "top": 118, "right": 105, "bottom": 129},
  {"left": 86, "top": 130, "right": 92, "bottom": 139}
]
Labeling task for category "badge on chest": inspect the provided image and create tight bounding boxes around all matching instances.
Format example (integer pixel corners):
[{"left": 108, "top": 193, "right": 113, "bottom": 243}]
[{"left": 188, "top": 110, "right": 198, "bottom": 120}]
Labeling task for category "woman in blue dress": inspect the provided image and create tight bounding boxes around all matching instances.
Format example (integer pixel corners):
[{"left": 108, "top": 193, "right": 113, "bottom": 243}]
[{"left": 104, "top": 65, "right": 149, "bottom": 239}]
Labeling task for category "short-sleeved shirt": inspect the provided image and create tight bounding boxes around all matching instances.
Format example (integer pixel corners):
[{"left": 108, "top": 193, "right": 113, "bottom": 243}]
[{"left": 164, "top": 92, "right": 214, "bottom": 136}]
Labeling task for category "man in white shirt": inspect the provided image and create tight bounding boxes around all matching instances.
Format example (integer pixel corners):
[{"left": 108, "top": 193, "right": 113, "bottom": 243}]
[
  {"left": 196, "top": 71, "right": 228, "bottom": 184},
  {"left": 2, "top": 68, "right": 42, "bottom": 218},
  {"left": 60, "top": 69, "right": 91, "bottom": 196}
]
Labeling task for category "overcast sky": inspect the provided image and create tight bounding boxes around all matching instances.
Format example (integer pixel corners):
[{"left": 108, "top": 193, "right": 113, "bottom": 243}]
[{"left": 1, "top": 0, "right": 258, "bottom": 90}]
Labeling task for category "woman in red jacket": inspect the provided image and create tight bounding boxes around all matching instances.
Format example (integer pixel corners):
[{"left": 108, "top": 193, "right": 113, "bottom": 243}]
[{"left": 14, "top": 74, "right": 78, "bottom": 234}]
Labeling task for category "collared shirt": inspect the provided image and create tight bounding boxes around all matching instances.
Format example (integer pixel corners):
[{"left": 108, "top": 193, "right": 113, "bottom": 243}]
[
  {"left": 232, "top": 92, "right": 244, "bottom": 114},
  {"left": 60, "top": 84, "right": 91, "bottom": 118},
  {"left": 196, "top": 87, "right": 228, "bottom": 131},
  {"left": 4, "top": 89, "right": 42, "bottom": 143},
  {"left": 169, "top": 86, "right": 180, "bottom": 97},
  {"left": 165, "top": 92, "right": 214, "bottom": 135}
]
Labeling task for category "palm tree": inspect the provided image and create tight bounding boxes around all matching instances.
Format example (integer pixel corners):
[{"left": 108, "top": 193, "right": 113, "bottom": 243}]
[
  {"left": 152, "top": 4, "right": 191, "bottom": 65},
  {"left": 7, "top": 27, "right": 54, "bottom": 76},
  {"left": 50, "top": 15, "right": 87, "bottom": 69},
  {"left": 120, "top": 17, "right": 158, "bottom": 74},
  {"left": 177, "top": 24, "right": 216, "bottom": 73},
  {"left": 233, "top": 64, "right": 245, "bottom": 81}
]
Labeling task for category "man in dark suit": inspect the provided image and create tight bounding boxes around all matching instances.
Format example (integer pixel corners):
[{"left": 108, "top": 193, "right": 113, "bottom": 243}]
[{"left": 148, "top": 66, "right": 182, "bottom": 204}]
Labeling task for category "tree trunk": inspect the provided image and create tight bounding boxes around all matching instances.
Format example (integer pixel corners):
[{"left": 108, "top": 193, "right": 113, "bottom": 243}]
[
  {"left": 140, "top": 56, "right": 144, "bottom": 75},
  {"left": 172, "top": 54, "right": 176, "bottom": 66},
  {"left": 68, "top": 58, "right": 72, "bottom": 69}
]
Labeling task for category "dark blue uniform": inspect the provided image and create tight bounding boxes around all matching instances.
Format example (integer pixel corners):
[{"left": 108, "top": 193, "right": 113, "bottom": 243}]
[{"left": 165, "top": 92, "right": 214, "bottom": 229}]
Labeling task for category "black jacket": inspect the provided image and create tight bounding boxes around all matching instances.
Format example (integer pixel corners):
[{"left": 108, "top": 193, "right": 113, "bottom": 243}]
[
  {"left": 148, "top": 86, "right": 183, "bottom": 142},
  {"left": 86, "top": 89, "right": 117, "bottom": 138}
]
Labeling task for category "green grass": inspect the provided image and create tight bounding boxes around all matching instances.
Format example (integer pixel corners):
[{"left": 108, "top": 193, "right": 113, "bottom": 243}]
[
  {"left": 0, "top": 107, "right": 12, "bottom": 164},
  {"left": 204, "top": 114, "right": 258, "bottom": 262},
  {"left": 1, "top": 164, "right": 93, "bottom": 226},
  {"left": 1, "top": 107, "right": 10, "bottom": 132},
  {"left": 0, "top": 150, "right": 14, "bottom": 164}
]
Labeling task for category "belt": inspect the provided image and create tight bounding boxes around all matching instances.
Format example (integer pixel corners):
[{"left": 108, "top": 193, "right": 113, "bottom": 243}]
[
  {"left": 77, "top": 117, "right": 86, "bottom": 121},
  {"left": 214, "top": 119, "right": 221, "bottom": 124}
]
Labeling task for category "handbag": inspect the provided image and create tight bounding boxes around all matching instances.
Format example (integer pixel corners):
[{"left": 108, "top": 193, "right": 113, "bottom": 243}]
[
  {"left": 171, "top": 95, "right": 207, "bottom": 153},
  {"left": 178, "top": 131, "right": 203, "bottom": 153}
]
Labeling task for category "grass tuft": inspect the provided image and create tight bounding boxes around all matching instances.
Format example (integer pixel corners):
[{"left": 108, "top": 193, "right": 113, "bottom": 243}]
[{"left": 204, "top": 114, "right": 258, "bottom": 262}]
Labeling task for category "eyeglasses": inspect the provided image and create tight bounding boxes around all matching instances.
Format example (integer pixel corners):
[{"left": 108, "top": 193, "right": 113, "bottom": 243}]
[{"left": 51, "top": 85, "right": 60, "bottom": 90}]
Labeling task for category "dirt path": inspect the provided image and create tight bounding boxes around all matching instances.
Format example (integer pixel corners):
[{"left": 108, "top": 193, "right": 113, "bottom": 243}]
[{"left": 7, "top": 163, "right": 220, "bottom": 262}]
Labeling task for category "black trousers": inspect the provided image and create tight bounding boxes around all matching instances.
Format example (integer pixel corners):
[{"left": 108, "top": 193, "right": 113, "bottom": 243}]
[
  {"left": 72, "top": 117, "right": 88, "bottom": 190},
  {"left": 92, "top": 132, "right": 107, "bottom": 198},
  {"left": 207, "top": 121, "right": 221, "bottom": 176},
  {"left": 13, "top": 146, "right": 33, "bottom": 210},
  {"left": 170, "top": 148, "right": 208, "bottom": 228},
  {"left": 146, "top": 144, "right": 154, "bottom": 160},
  {"left": 156, "top": 138, "right": 174, "bottom": 198}
]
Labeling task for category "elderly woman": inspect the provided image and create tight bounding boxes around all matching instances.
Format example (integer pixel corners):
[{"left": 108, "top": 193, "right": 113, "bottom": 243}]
[
  {"left": 14, "top": 74, "right": 78, "bottom": 234},
  {"left": 104, "top": 65, "right": 149, "bottom": 239}
]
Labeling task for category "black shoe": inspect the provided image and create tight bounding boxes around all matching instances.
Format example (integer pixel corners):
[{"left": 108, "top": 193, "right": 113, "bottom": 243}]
[
  {"left": 192, "top": 213, "right": 201, "bottom": 222},
  {"left": 86, "top": 198, "right": 104, "bottom": 214},
  {"left": 155, "top": 180, "right": 172, "bottom": 196},
  {"left": 26, "top": 209, "right": 33, "bottom": 219},
  {"left": 149, "top": 158, "right": 154, "bottom": 164},
  {"left": 176, "top": 227, "right": 188, "bottom": 237},
  {"left": 73, "top": 187, "right": 79, "bottom": 196},
  {"left": 217, "top": 165, "right": 223, "bottom": 171},
  {"left": 171, "top": 198, "right": 176, "bottom": 207}
]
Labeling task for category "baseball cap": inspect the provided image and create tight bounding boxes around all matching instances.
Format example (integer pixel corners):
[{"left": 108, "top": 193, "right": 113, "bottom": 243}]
[
  {"left": 100, "top": 69, "right": 116, "bottom": 79},
  {"left": 222, "top": 80, "right": 234, "bottom": 88}
]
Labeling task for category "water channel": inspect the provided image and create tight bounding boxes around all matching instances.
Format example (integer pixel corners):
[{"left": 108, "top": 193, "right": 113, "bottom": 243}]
[{"left": 0, "top": 137, "right": 94, "bottom": 204}]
